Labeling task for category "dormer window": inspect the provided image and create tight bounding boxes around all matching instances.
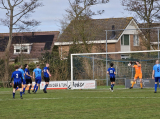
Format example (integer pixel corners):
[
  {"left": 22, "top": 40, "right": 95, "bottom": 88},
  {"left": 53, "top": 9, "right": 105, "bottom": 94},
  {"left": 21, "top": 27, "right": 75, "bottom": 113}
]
[{"left": 13, "top": 43, "right": 33, "bottom": 54}]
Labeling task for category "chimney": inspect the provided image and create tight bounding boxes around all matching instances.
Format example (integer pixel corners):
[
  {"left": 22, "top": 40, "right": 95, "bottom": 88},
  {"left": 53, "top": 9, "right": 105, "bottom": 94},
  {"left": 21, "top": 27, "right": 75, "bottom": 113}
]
[{"left": 110, "top": 25, "right": 116, "bottom": 39}]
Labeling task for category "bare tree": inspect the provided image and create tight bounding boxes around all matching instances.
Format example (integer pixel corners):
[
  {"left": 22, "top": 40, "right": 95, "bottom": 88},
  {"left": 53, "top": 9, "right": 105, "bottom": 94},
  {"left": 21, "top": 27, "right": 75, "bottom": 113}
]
[
  {"left": 59, "top": 0, "right": 109, "bottom": 80},
  {"left": 60, "top": 0, "right": 109, "bottom": 53},
  {"left": 122, "top": 0, "right": 160, "bottom": 50},
  {"left": 0, "top": 0, "right": 43, "bottom": 87}
]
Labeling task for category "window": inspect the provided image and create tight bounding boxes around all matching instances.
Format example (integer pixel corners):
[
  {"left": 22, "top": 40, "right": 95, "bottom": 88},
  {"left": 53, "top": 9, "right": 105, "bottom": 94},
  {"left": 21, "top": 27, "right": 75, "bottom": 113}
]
[
  {"left": 133, "top": 35, "right": 139, "bottom": 46},
  {"left": 121, "top": 55, "right": 130, "bottom": 59},
  {"left": 13, "top": 44, "right": 32, "bottom": 54},
  {"left": 16, "top": 49, "right": 20, "bottom": 52},
  {"left": 121, "top": 35, "right": 129, "bottom": 45}
]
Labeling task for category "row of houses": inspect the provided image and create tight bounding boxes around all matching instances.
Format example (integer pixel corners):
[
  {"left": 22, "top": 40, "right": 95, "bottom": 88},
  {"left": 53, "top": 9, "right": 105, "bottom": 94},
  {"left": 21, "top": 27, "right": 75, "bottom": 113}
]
[{"left": 0, "top": 17, "right": 159, "bottom": 62}]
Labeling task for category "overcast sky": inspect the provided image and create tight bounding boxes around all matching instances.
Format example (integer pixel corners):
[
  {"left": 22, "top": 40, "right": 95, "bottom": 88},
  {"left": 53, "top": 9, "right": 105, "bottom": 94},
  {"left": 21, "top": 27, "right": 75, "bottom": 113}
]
[{"left": 0, "top": 0, "right": 132, "bottom": 33}]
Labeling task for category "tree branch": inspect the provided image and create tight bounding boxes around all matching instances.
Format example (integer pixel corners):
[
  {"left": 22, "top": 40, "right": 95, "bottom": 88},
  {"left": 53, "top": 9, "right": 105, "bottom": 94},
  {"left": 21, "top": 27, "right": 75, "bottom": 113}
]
[{"left": 1, "top": 0, "right": 10, "bottom": 10}]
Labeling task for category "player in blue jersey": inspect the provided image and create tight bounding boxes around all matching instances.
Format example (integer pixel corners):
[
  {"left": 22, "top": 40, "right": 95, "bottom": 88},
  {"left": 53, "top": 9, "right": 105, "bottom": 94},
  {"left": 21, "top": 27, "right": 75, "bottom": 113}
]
[
  {"left": 24, "top": 64, "right": 32, "bottom": 94},
  {"left": 152, "top": 60, "right": 160, "bottom": 93},
  {"left": 33, "top": 64, "right": 42, "bottom": 93},
  {"left": 10, "top": 65, "right": 23, "bottom": 99},
  {"left": 43, "top": 63, "right": 51, "bottom": 93},
  {"left": 18, "top": 65, "right": 26, "bottom": 94},
  {"left": 107, "top": 63, "right": 116, "bottom": 92}
]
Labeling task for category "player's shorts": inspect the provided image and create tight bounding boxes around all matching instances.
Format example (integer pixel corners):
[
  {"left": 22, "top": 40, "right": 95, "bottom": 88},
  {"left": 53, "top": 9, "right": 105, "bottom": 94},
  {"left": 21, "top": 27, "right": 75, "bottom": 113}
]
[
  {"left": 44, "top": 77, "right": 50, "bottom": 82},
  {"left": 110, "top": 77, "right": 115, "bottom": 82},
  {"left": 134, "top": 73, "right": 142, "bottom": 79},
  {"left": 35, "top": 77, "right": 42, "bottom": 84},
  {"left": 14, "top": 82, "right": 22, "bottom": 88},
  {"left": 155, "top": 77, "right": 160, "bottom": 82},
  {"left": 26, "top": 78, "right": 32, "bottom": 84},
  {"left": 23, "top": 79, "right": 26, "bottom": 84}
]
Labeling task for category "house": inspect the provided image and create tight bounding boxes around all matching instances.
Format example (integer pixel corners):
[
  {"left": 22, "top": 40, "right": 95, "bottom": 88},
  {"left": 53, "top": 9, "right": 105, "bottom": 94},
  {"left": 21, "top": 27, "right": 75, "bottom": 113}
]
[
  {"left": 55, "top": 17, "right": 147, "bottom": 59},
  {"left": 0, "top": 31, "right": 60, "bottom": 63}
]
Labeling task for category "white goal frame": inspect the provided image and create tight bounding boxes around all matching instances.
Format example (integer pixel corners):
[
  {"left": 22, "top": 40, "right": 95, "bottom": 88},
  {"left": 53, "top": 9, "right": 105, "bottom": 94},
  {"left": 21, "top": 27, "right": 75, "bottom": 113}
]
[{"left": 70, "top": 50, "right": 160, "bottom": 89}]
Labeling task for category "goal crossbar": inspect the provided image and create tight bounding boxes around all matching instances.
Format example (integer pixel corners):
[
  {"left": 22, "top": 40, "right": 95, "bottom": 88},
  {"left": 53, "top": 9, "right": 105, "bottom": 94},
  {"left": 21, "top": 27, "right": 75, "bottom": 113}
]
[{"left": 71, "top": 50, "right": 160, "bottom": 56}]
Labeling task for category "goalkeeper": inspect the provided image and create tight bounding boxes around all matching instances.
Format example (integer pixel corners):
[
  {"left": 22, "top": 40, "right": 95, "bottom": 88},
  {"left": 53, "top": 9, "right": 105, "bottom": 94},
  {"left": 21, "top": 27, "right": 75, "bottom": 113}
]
[{"left": 129, "top": 61, "right": 143, "bottom": 89}]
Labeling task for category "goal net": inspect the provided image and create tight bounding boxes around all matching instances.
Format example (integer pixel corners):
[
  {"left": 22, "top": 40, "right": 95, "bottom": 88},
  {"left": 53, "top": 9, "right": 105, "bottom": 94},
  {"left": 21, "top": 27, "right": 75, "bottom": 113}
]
[{"left": 70, "top": 50, "right": 160, "bottom": 89}]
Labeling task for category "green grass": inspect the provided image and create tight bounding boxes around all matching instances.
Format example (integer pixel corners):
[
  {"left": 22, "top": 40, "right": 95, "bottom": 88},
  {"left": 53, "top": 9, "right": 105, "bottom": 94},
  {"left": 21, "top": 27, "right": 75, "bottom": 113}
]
[{"left": 0, "top": 86, "right": 160, "bottom": 119}]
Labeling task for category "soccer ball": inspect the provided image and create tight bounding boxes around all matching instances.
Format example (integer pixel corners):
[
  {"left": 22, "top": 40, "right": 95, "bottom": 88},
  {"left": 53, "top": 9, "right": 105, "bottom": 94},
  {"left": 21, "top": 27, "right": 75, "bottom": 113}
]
[{"left": 128, "top": 63, "right": 131, "bottom": 66}]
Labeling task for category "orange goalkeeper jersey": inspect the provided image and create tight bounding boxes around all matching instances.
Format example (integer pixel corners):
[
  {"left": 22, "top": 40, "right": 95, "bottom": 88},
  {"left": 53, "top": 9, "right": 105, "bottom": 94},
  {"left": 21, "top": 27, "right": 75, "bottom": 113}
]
[{"left": 133, "top": 64, "right": 142, "bottom": 74}]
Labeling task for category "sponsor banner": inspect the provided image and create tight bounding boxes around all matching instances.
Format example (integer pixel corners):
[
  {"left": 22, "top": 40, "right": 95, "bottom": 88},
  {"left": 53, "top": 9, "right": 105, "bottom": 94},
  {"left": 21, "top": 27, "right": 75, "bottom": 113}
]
[
  {"left": 39, "top": 80, "right": 96, "bottom": 90},
  {"left": 40, "top": 81, "right": 68, "bottom": 90},
  {"left": 68, "top": 80, "right": 96, "bottom": 89},
  {"left": 125, "top": 79, "right": 155, "bottom": 88}
]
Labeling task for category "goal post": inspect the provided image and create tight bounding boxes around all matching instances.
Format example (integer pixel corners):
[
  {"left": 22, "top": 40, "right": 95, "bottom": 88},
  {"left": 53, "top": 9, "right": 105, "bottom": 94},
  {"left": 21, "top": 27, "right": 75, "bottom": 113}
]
[{"left": 70, "top": 50, "right": 160, "bottom": 89}]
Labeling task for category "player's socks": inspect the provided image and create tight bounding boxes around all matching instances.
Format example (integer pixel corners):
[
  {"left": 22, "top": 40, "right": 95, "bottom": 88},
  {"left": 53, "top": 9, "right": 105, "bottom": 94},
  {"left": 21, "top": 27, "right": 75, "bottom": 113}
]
[
  {"left": 35, "top": 86, "right": 38, "bottom": 92},
  {"left": 140, "top": 83, "right": 143, "bottom": 88},
  {"left": 16, "top": 87, "right": 18, "bottom": 90},
  {"left": 20, "top": 92, "right": 22, "bottom": 97},
  {"left": 45, "top": 84, "right": 48, "bottom": 91},
  {"left": 29, "top": 85, "right": 32, "bottom": 91},
  {"left": 111, "top": 84, "right": 113, "bottom": 90},
  {"left": 13, "top": 92, "right": 15, "bottom": 98},
  {"left": 23, "top": 88, "right": 25, "bottom": 93},
  {"left": 131, "top": 82, "right": 135, "bottom": 87},
  {"left": 34, "top": 84, "right": 36, "bottom": 91},
  {"left": 112, "top": 84, "right": 114, "bottom": 87},
  {"left": 159, "top": 84, "right": 160, "bottom": 88},
  {"left": 155, "top": 84, "right": 157, "bottom": 92}
]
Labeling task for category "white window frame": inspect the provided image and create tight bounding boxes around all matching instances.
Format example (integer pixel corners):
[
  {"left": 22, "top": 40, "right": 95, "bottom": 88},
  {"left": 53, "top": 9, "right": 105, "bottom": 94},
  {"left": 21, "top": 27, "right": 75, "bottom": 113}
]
[
  {"left": 133, "top": 34, "right": 139, "bottom": 46},
  {"left": 13, "top": 43, "right": 33, "bottom": 54}
]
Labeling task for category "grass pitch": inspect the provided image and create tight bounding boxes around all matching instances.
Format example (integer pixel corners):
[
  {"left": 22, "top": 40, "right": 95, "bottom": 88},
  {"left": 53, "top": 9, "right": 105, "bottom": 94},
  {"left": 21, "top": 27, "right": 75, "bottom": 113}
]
[{"left": 0, "top": 86, "right": 160, "bottom": 119}]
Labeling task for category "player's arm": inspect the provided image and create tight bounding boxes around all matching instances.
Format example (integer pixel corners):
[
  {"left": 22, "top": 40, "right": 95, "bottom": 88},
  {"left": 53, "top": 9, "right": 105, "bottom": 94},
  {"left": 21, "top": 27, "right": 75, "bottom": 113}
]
[
  {"left": 152, "top": 70, "right": 155, "bottom": 80},
  {"left": 47, "top": 69, "right": 51, "bottom": 76},
  {"left": 25, "top": 70, "right": 32, "bottom": 78},
  {"left": 137, "top": 64, "right": 141, "bottom": 67},
  {"left": 26, "top": 72, "right": 32, "bottom": 78}
]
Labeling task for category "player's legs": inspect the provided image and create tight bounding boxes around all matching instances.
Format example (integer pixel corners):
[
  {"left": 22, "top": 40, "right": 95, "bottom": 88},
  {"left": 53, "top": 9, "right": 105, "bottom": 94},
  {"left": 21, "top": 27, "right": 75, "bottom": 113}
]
[
  {"left": 19, "top": 84, "right": 23, "bottom": 99},
  {"left": 139, "top": 74, "right": 143, "bottom": 89},
  {"left": 13, "top": 83, "right": 17, "bottom": 98},
  {"left": 130, "top": 76, "right": 137, "bottom": 89},
  {"left": 158, "top": 78, "right": 160, "bottom": 88},
  {"left": 28, "top": 79, "right": 32, "bottom": 94},
  {"left": 35, "top": 78, "right": 41, "bottom": 93},
  {"left": 12, "top": 88, "right": 16, "bottom": 99},
  {"left": 154, "top": 77, "right": 158, "bottom": 93},
  {"left": 139, "top": 79, "right": 143, "bottom": 89},
  {"left": 23, "top": 79, "right": 26, "bottom": 94},
  {"left": 110, "top": 78, "right": 115, "bottom": 92},
  {"left": 43, "top": 77, "right": 49, "bottom": 93}
]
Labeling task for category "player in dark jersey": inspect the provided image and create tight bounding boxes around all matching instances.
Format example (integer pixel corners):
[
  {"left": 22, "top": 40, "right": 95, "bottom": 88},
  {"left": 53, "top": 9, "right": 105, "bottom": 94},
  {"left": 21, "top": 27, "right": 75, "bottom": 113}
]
[
  {"left": 10, "top": 65, "right": 23, "bottom": 99},
  {"left": 33, "top": 64, "right": 42, "bottom": 93},
  {"left": 107, "top": 63, "right": 116, "bottom": 92},
  {"left": 43, "top": 63, "right": 51, "bottom": 93},
  {"left": 24, "top": 64, "right": 32, "bottom": 94}
]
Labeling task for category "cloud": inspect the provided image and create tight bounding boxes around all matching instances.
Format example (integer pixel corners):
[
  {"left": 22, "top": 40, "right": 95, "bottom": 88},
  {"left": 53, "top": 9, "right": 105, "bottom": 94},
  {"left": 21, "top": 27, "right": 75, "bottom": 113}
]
[{"left": 0, "top": 0, "right": 131, "bottom": 33}]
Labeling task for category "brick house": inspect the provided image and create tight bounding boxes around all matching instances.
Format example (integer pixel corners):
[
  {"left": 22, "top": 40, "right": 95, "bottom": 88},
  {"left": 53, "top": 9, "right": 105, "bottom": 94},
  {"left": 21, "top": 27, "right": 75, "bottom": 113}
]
[
  {"left": 0, "top": 31, "right": 59, "bottom": 63},
  {"left": 55, "top": 17, "right": 147, "bottom": 59}
]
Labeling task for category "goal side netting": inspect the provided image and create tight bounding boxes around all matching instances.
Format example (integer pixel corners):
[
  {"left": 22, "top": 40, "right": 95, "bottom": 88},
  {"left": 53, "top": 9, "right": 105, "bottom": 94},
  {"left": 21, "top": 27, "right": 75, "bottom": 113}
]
[{"left": 70, "top": 50, "right": 160, "bottom": 89}]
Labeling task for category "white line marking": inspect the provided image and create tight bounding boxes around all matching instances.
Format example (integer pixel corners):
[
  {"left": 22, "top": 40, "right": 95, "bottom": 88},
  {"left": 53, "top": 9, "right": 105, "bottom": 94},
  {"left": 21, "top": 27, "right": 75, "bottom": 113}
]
[{"left": 1, "top": 97, "right": 160, "bottom": 101}]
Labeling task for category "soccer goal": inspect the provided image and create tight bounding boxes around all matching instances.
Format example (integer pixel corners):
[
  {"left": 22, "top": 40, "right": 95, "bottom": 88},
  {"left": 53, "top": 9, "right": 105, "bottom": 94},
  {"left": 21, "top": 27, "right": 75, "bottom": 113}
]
[{"left": 70, "top": 50, "right": 160, "bottom": 89}]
